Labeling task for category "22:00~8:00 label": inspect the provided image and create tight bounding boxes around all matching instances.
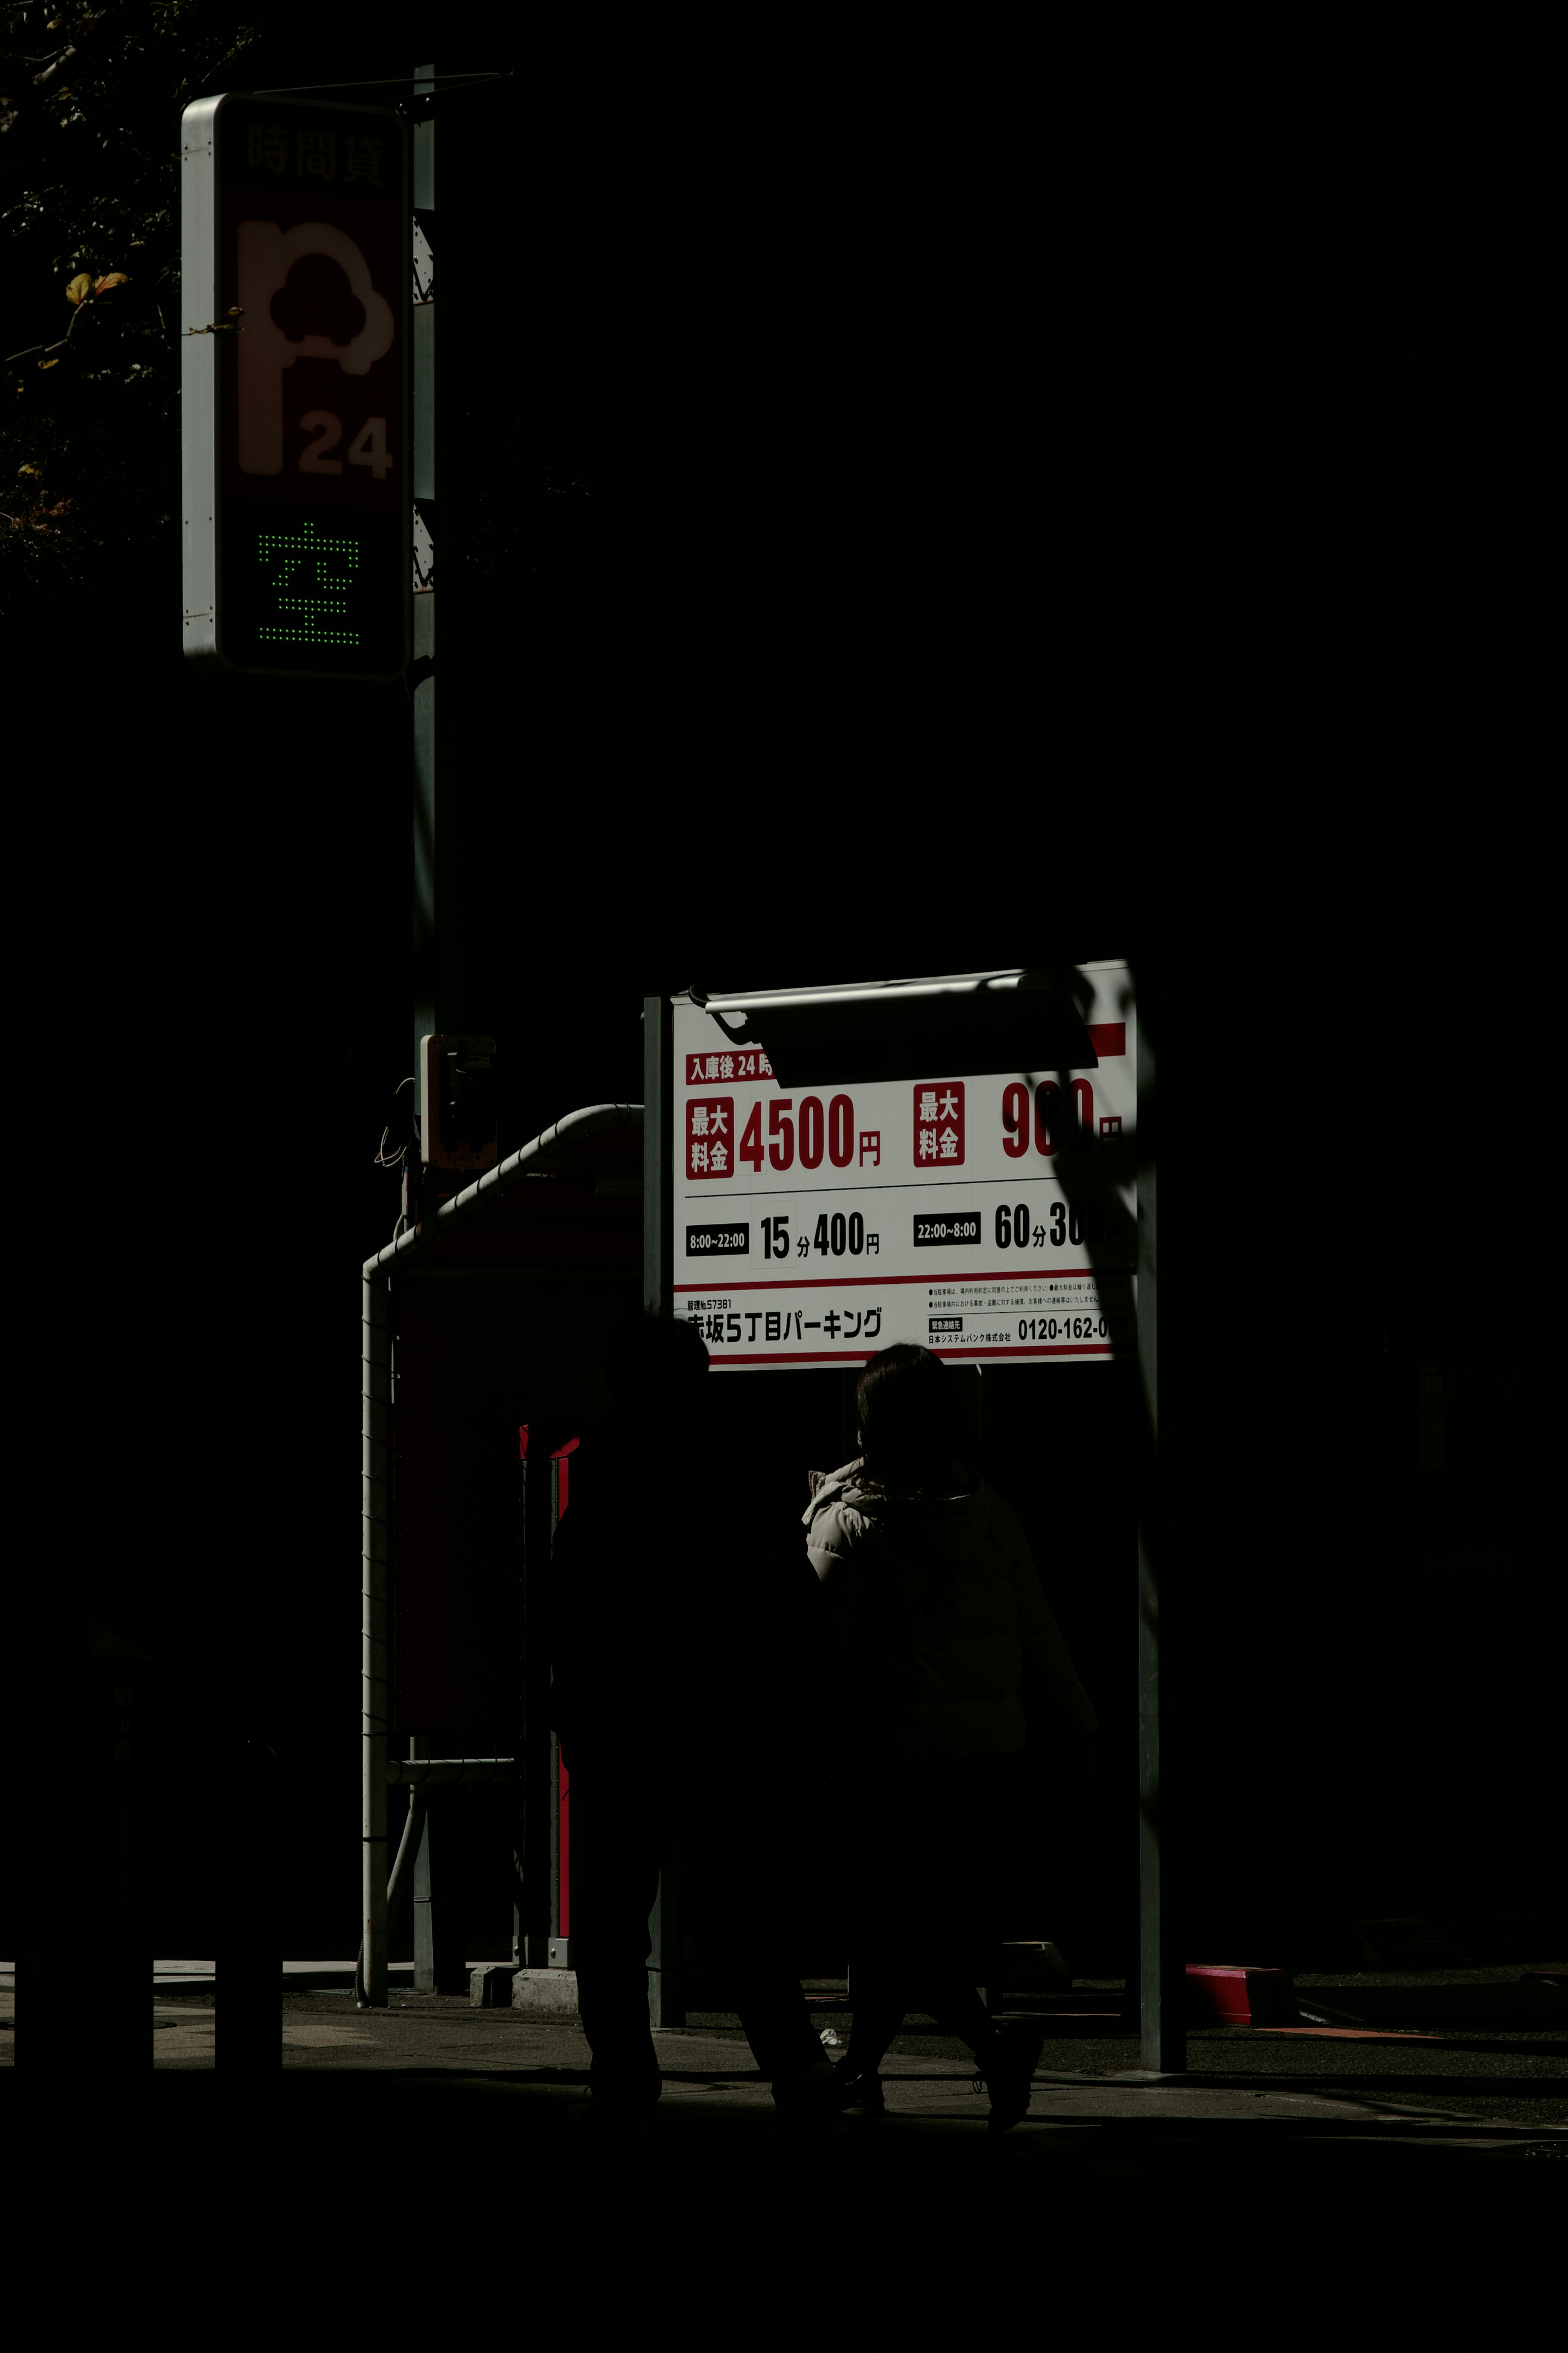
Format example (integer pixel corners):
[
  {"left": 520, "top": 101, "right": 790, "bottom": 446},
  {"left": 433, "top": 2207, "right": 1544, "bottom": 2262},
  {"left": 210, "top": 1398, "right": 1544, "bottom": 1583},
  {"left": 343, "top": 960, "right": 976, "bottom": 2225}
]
[
  {"left": 913, "top": 1215, "right": 981, "bottom": 1245},
  {"left": 686, "top": 1223, "right": 750, "bottom": 1254}
]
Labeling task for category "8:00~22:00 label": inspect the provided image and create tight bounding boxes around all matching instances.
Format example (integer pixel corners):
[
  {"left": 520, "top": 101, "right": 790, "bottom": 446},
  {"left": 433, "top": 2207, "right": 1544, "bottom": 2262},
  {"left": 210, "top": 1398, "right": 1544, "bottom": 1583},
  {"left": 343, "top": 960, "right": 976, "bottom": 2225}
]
[{"left": 686, "top": 1223, "right": 749, "bottom": 1253}]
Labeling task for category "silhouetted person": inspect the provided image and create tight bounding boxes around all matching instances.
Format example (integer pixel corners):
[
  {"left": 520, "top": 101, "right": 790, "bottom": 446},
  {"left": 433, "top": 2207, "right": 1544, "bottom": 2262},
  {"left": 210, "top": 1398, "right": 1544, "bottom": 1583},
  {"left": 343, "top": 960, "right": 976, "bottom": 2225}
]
[
  {"left": 550, "top": 1308, "right": 834, "bottom": 2146},
  {"left": 805, "top": 1342, "right": 1099, "bottom": 2130}
]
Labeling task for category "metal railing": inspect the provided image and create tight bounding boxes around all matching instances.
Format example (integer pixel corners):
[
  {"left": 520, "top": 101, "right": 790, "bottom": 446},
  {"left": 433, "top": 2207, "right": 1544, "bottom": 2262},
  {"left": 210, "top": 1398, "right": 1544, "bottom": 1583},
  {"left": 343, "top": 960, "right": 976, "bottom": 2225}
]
[{"left": 359, "top": 1102, "right": 641, "bottom": 2007}]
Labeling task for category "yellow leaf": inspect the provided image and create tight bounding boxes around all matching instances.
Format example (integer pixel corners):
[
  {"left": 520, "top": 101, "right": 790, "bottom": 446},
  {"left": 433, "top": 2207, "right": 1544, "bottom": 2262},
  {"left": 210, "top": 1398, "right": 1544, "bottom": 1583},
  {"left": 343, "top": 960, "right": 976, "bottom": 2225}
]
[
  {"left": 94, "top": 271, "right": 130, "bottom": 294},
  {"left": 17, "top": 464, "right": 40, "bottom": 477},
  {"left": 65, "top": 272, "right": 92, "bottom": 306},
  {"left": 38, "top": 357, "right": 60, "bottom": 370}
]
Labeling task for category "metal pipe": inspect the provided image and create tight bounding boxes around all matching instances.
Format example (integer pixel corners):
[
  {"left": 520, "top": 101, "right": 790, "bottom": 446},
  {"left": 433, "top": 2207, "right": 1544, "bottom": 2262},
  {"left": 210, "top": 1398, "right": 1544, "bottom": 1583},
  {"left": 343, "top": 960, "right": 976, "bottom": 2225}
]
[
  {"left": 361, "top": 1273, "right": 391, "bottom": 2006},
  {"left": 356, "top": 1103, "right": 641, "bottom": 2008},
  {"left": 360, "top": 1102, "right": 643, "bottom": 1281},
  {"left": 1135, "top": 991, "right": 1181, "bottom": 2069},
  {"left": 354, "top": 1782, "right": 426, "bottom": 2007}
]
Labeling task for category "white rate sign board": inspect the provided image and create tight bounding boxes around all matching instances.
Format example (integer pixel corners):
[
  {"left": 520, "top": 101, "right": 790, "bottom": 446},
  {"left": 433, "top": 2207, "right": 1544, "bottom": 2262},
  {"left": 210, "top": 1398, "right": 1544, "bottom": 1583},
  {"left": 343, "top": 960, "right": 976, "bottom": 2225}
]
[{"left": 671, "top": 964, "right": 1137, "bottom": 1369}]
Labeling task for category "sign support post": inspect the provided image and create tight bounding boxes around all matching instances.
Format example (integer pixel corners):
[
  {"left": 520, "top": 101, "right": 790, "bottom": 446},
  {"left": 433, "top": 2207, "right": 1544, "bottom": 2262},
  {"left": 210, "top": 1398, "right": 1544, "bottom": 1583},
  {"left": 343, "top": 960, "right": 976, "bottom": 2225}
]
[
  {"left": 411, "top": 59, "right": 443, "bottom": 1121},
  {"left": 1135, "top": 1001, "right": 1182, "bottom": 2070},
  {"left": 642, "top": 991, "right": 683, "bottom": 2022},
  {"left": 644, "top": 994, "right": 673, "bottom": 1314}
]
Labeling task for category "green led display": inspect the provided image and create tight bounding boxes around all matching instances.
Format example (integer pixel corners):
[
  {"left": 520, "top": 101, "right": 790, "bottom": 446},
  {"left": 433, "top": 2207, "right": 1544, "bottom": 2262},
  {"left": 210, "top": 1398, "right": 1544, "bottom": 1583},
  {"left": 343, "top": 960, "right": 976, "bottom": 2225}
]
[
  {"left": 256, "top": 518, "right": 361, "bottom": 643},
  {"left": 222, "top": 507, "right": 403, "bottom": 674}
]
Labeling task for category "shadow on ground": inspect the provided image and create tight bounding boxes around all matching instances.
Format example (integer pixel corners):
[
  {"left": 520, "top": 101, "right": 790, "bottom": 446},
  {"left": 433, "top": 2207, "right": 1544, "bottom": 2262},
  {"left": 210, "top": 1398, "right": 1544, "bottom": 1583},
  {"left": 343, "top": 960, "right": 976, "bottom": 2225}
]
[{"left": 5, "top": 2046, "right": 1563, "bottom": 2342}]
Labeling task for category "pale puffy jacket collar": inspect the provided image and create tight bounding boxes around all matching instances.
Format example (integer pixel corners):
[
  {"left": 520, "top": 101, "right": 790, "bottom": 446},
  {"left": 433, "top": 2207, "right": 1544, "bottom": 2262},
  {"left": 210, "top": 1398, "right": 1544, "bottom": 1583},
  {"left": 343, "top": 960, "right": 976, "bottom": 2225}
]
[
  {"left": 804, "top": 1457, "right": 979, "bottom": 1538},
  {"left": 804, "top": 1459, "right": 870, "bottom": 1521}
]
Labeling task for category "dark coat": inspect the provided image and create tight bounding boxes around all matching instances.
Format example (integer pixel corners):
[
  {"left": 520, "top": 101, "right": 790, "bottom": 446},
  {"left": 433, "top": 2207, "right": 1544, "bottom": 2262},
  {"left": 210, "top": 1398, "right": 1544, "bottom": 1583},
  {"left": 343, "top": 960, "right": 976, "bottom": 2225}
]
[
  {"left": 550, "top": 1426, "right": 829, "bottom": 1780},
  {"left": 803, "top": 1459, "right": 1098, "bottom": 1763}
]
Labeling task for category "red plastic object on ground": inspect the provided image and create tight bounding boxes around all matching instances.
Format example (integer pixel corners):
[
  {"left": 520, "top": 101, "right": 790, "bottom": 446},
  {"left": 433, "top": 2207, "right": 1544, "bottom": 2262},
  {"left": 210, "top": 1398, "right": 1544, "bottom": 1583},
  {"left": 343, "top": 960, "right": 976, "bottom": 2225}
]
[{"left": 1185, "top": 1965, "right": 1300, "bottom": 2026}]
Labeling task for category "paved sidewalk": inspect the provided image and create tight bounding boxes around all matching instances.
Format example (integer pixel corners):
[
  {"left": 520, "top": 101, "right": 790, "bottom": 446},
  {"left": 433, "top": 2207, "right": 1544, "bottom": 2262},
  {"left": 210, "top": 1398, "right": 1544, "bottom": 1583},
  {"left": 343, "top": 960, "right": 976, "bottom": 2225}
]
[
  {"left": 3, "top": 1979, "right": 1562, "bottom": 2343},
  {"left": 123, "top": 1992, "right": 1565, "bottom": 2148},
  {"left": 6, "top": 1972, "right": 1565, "bottom": 2142},
  {"left": 128, "top": 2001, "right": 1490, "bottom": 2136}
]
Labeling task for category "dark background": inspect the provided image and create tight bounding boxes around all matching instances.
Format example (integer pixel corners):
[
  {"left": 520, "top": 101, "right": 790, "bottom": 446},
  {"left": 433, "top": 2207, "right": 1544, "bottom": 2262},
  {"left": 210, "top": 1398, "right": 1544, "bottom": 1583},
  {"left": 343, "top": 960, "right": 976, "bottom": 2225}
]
[{"left": 15, "top": 7, "right": 1553, "bottom": 1966}]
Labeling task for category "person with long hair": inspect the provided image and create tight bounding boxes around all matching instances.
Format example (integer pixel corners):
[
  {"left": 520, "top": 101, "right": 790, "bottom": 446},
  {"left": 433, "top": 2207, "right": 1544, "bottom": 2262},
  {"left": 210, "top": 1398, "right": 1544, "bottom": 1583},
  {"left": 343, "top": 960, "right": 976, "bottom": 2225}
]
[{"left": 804, "top": 1341, "right": 1098, "bottom": 2131}]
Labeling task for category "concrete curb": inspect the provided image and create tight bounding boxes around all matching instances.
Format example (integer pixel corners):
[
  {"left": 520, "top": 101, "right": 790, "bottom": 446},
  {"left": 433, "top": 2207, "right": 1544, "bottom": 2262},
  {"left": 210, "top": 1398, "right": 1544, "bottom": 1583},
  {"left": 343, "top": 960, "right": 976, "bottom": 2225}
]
[{"left": 469, "top": 1965, "right": 580, "bottom": 2017}]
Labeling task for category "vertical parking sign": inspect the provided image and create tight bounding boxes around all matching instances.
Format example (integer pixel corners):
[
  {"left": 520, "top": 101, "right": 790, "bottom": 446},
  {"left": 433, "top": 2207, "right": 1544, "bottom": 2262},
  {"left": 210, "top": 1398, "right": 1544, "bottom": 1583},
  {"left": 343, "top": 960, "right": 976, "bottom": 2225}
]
[{"left": 181, "top": 93, "right": 409, "bottom": 678}]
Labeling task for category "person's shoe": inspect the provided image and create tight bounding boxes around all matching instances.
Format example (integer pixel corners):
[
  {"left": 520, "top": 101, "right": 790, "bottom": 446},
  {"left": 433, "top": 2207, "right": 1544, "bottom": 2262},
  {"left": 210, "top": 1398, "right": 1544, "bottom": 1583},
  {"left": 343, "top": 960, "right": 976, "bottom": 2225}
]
[
  {"left": 828, "top": 2065, "right": 886, "bottom": 2116},
  {"left": 773, "top": 2058, "right": 845, "bottom": 2140},
  {"left": 975, "top": 2021, "right": 1046, "bottom": 2135}
]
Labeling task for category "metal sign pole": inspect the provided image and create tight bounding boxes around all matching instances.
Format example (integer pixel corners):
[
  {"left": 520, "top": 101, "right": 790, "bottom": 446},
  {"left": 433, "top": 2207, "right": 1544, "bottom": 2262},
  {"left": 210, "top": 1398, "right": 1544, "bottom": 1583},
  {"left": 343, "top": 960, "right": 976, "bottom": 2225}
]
[
  {"left": 644, "top": 994, "right": 673, "bottom": 1314},
  {"left": 411, "top": 59, "right": 442, "bottom": 1117},
  {"left": 515, "top": 1431, "right": 552, "bottom": 1968},
  {"left": 642, "top": 992, "right": 683, "bottom": 2024},
  {"left": 1136, "top": 988, "right": 1182, "bottom": 2069},
  {"left": 361, "top": 1274, "right": 391, "bottom": 2006}
]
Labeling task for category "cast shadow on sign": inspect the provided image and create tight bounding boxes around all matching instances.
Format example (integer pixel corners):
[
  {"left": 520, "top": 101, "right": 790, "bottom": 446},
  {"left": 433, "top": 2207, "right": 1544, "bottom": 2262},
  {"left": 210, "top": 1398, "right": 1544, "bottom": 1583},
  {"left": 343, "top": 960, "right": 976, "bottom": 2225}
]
[{"left": 705, "top": 971, "right": 1101, "bottom": 1089}]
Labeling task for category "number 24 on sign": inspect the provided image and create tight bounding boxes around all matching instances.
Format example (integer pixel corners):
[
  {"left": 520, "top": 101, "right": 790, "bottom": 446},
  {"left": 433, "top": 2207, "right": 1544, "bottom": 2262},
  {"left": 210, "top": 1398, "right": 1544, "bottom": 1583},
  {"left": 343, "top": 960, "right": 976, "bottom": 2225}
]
[{"left": 297, "top": 410, "right": 392, "bottom": 477}]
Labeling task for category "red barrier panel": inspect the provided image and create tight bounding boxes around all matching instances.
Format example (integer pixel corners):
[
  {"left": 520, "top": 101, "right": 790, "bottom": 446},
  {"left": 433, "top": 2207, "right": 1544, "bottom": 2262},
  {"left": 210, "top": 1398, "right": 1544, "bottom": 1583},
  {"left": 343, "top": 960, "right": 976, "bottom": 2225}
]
[{"left": 1185, "top": 1964, "right": 1300, "bottom": 2026}]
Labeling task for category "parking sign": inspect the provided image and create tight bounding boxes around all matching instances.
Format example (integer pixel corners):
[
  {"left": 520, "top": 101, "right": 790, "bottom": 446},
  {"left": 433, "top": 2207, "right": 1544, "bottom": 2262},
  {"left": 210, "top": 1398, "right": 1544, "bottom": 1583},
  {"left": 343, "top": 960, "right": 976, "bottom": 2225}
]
[
  {"left": 181, "top": 93, "right": 409, "bottom": 678},
  {"left": 671, "top": 965, "right": 1138, "bottom": 1368}
]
